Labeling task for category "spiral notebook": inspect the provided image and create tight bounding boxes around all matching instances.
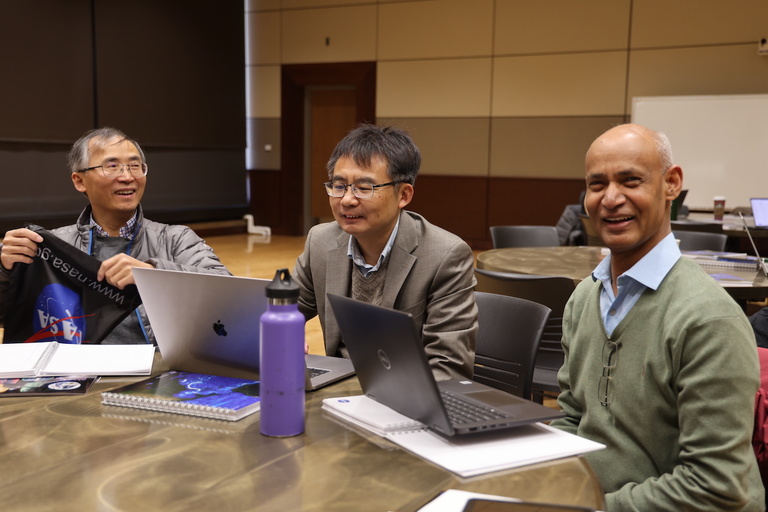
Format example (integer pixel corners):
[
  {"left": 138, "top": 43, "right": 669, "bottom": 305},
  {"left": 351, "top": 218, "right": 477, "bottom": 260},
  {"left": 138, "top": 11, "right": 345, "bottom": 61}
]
[
  {"left": 101, "top": 370, "right": 260, "bottom": 421},
  {"left": 322, "top": 394, "right": 605, "bottom": 478},
  {"left": 322, "top": 395, "right": 424, "bottom": 436}
]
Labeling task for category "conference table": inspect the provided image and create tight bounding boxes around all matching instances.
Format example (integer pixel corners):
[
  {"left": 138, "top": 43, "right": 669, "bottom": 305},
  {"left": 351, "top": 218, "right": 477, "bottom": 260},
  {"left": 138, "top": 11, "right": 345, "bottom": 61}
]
[
  {"left": 476, "top": 246, "right": 768, "bottom": 303},
  {"left": 0, "top": 351, "right": 606, "bottom": 512}
]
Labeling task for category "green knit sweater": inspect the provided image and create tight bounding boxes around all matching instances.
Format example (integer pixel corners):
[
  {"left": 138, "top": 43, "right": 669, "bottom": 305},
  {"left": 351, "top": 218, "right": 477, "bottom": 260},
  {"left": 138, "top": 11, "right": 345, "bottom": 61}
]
[{"left": 551, "top": 258, "right": 764, "bottom": 511}]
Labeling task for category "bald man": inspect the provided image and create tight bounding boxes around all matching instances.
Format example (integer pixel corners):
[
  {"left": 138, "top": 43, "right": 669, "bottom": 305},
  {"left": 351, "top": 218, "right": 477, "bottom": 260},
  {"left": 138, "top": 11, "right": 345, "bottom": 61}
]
[{"left": 550, "top": 124, "right": 764, "bottom": 510}]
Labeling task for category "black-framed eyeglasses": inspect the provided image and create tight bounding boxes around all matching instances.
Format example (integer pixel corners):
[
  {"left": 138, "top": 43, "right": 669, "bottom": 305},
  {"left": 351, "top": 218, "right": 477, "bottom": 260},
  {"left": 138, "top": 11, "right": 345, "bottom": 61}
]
[
  {"left": 598, "top": 338, "right": 620, "bottom": 406},
  {"left": 323, "top": 180, "right": 404, "bottom": 199},
  {"left": 77, "top": 162, "right": 148, "bottom": 178}
]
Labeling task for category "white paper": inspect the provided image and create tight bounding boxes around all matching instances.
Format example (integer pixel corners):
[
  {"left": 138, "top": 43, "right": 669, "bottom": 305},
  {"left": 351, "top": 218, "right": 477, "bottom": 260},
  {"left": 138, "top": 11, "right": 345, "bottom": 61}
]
[
  {"left": 40, "top": 344, "right": 155, "bottom": 376},
  {"left": 325, "top": 394, "right": 605, "bottom": 478},
  {"left": 0, "top": 343, "right": 155, "bottom": 378},
  {"left": 389, "top": 422, "right": 605, "bottom": 478}
]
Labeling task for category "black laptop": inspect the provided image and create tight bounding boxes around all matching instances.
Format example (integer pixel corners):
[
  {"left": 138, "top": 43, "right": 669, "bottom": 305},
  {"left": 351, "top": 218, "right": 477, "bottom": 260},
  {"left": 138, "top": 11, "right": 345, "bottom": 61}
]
[{"left": 326, "top": 294, "right": 564, "bottom": 437}]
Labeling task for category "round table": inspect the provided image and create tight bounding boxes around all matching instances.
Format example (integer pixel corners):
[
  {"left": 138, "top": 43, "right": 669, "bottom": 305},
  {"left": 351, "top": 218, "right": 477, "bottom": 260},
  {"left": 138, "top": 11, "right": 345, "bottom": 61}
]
[
  {"left": 477, "top": 246, "right": 606, "bottom": 282},
  {"left": 476, "top": 246, "right": 768, "bottom": 303}
]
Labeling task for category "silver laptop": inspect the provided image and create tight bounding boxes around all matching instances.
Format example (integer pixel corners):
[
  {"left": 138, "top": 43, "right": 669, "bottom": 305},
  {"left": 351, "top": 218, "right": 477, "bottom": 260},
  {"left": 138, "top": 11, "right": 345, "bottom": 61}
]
[
  {"left": 326, "top": 293, "right": 564, "bottom": 437},
  {"left": 751, "top": 198, "right": 768, "bottom": 228},
  {"left": 132, "top": 268, "right": 354, "bottom": 390},
  {"left": 738, "top": 213, "right": 768, "bottom": 276}
]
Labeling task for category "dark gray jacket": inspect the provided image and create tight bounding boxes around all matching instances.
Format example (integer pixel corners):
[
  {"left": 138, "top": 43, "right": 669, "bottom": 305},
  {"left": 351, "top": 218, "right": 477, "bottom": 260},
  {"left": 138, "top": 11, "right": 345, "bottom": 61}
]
[{"left": 0, "top": 205, "right": 231, "bottom": 343}]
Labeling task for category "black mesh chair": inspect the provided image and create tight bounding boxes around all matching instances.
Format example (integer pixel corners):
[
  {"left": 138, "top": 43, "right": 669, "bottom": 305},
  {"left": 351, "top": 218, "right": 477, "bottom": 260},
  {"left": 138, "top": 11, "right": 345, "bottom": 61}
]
[
  {"left": 673, "top": 230, "right": 727, "bottom": 252},
  {"left": 474, "top": 268, "right": 576, "bottom": 403},
  {"left": 489, "top": 226, "right": 560, "bottom": 249},
  {"left": 474, "top": 291, "right": 550, "bottom": 400}
]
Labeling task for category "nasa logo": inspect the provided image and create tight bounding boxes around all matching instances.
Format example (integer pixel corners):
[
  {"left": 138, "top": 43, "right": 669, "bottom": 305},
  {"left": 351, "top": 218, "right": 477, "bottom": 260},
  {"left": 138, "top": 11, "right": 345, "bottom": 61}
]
[
  {"left": 212, "top": 320, "right": 228, "bottom": 337},
  {"left": 33, "top": 284, "right": 86, "bottom": 344}
]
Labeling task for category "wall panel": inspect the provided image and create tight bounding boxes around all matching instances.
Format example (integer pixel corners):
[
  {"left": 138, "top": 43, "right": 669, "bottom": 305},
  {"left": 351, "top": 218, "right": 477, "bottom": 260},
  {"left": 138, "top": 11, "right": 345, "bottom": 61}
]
[
  {"left": 493, "top": 53, "right": 627, "bottom": 117},
  {"left": 248, "top": 65, "right": 282, "bottom": 118},
  {"left": 487, "top": 178, "right": 585, "bottom": 232},
  {"left": 494, "top": 0, "right": 630, "bottom": 55},
  {"left": 631, "top": 0, "right": 768, "bottom": 48},
  {"left": 378, "top": 59, "right": 493, "bottom": 117},
  {"left": 378, "top": 0, "right": 493, "bottom": 60},
  {"left": 281, "top": 6, "right": 377, "bottom": 64},
  {"left": 627, "top": 46, "right": 768, "bottom": 110},
  {"left": 247, "top": 11, "right": 281, "bottom": 65},
  {"left": 490, "top": 117, "right": 624, "bottom": 179},
  {"left": 247, "top": 118, "right": 281, "bottom": 170},
  {"left": 378, "top": 118, "right": 490, "bottom": 177},
  {"left": 407, "top": 176, "right": 489, "bottom": 243}
]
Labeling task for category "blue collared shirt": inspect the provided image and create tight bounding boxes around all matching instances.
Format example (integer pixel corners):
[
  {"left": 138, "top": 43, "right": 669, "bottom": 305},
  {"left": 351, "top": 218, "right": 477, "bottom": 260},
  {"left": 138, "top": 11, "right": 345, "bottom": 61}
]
[
  {"left": 347, "top": 217, "right": 400, "bottom": 277},
  {"left": 592, "top": 233, "right": 681, "bottom": 336}
]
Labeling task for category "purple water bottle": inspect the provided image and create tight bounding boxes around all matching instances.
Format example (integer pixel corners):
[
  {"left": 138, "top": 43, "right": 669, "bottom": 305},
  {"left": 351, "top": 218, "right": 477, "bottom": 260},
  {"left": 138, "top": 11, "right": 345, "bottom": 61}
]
[{"left": 259, "top": 268, "right": 306, "bottom": 437}]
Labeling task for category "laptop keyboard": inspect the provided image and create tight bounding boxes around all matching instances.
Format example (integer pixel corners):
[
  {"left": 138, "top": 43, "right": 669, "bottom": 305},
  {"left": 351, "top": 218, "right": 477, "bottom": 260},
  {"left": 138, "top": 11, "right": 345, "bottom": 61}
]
[
  {"left": 308, "top": 367, "right": 330, "bottom": 378},
  {"left": 440, "top": 389, "right": 513, "bottom": 425}
]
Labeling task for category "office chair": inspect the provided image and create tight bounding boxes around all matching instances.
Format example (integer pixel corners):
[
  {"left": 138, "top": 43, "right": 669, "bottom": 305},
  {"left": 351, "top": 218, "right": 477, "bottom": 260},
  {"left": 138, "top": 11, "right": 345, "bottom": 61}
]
[
  {"left": 474, "top": 268, "right": 576, "bottom": 403},
  {"left": 673, "top": 230, "right": 727, "bottom": 252},
  {"left": 671, "top": 220, "right": 724, "bottom": 234},
  {"left": 489, "top": 225, "right": 560, "bottom": 249},
  {"left": 474, "top": 291, "right": 551, "bottom": 400}
]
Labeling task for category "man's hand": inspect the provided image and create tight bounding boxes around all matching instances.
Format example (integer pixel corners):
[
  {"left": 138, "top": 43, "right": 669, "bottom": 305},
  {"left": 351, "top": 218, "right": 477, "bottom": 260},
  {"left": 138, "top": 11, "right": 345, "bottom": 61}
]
[
  {"left": 1, "top": 228, "right": 43, "bottom": 270},
  {"left": 97, "top": 253, "right": 154, "bottom": 290}
]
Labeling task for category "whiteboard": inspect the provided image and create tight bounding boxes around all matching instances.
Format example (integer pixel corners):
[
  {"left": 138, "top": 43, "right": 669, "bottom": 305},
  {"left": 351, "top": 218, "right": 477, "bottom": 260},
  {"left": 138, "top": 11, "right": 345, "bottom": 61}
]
[{"left": 631, "top": 94, "right": 768, "bottom": 211}]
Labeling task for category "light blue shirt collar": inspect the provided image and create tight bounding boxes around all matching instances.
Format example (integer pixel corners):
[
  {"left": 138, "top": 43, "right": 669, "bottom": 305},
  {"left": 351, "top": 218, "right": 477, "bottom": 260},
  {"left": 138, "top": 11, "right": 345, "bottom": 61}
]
[
  {"left": 593, "top": 233, "right": 681, "bottom": 291},
  {"left": 347, "top": 216, "right": 400, "bottom": 277},
  {"left": 593, "top": 233, "right": 681, "bottom": 335}
]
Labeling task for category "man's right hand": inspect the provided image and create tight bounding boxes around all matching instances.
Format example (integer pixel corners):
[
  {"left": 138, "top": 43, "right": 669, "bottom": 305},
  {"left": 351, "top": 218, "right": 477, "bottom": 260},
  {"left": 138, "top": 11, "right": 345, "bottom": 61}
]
[{"left": 1, "top": 228, "right": 43, "bottom": 270}]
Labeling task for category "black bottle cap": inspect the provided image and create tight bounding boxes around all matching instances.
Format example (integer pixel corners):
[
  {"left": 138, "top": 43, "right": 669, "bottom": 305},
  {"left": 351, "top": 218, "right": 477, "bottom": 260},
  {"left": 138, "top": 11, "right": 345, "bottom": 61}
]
[{"left": 266, "top": 268, "right": 300, "bottom": 300}]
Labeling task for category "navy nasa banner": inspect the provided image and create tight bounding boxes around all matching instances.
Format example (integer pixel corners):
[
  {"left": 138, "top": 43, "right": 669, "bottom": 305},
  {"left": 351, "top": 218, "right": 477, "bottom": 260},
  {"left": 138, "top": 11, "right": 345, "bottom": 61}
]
[{"left": 3, "top": 225, "right": 142, "bottom": 344}]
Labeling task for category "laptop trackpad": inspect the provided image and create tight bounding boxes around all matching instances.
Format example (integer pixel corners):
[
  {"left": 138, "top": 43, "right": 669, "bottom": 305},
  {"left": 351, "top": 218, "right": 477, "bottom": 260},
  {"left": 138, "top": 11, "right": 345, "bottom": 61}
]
[{"left": 465, "top": 389, "right": 522, "bottom": 409}]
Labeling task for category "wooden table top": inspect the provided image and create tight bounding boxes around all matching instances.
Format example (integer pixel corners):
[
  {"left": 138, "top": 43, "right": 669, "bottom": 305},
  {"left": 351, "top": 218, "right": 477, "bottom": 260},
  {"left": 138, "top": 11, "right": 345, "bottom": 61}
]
[{"left": 0, "top": 352, "right": 606, "bottom": 512}]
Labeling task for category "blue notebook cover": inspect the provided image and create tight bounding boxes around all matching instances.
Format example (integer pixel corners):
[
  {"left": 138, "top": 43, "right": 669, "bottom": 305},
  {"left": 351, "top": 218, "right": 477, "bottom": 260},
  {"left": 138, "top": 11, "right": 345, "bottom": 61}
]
[{"left": 101, "top": 370, "right": 260, "bottom": 421}]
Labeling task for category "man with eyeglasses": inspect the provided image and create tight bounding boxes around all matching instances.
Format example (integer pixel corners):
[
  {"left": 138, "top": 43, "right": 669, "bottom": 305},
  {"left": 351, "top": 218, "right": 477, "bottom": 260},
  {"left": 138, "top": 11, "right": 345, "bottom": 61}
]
[
  {"left": 0, "top": 127, "right": 230, "bottom": 344},
  {"left": 292, "top": 124, "right": 477, "bottom": 380},
  {"left": 550, "top": 124, "right": 764, "bottom": 510}
]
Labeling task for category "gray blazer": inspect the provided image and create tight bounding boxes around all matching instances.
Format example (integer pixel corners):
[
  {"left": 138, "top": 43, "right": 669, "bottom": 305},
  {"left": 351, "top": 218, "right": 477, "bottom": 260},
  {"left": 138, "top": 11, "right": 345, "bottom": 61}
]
[{"left": 293, "top": 211, "right": 477, "bottom": 380}]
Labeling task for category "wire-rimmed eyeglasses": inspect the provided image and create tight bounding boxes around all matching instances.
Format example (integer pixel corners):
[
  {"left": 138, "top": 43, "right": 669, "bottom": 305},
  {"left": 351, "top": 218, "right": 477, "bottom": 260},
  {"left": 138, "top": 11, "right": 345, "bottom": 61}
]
[
  {"left": 598, "top": 338, "right": 620, "bottom": 406},
  {"left": 77, "top": 162, "right": 148, "bottom": 178},
  {"left": 324, "top": 180, "right": 404, "bottom": 199}
]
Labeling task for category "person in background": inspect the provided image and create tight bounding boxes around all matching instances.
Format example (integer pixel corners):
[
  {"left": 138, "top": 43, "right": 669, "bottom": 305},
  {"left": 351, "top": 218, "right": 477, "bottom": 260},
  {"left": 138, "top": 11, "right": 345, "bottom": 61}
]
[
  {"left": 550, "top": 123, "right": 764, "bottom": 510},
  {"left": 292, "top": 124, "right": 477, "bottom": 380},
  {"left": 0, "top": 127, "right": 230, "bottom": 344}
]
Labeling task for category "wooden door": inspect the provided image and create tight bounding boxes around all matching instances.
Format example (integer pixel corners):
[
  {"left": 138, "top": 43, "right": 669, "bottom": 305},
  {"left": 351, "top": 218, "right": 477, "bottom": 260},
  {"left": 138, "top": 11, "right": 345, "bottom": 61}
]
[{"left": 308, "top": 88, "right": 358, "bottom": 221}]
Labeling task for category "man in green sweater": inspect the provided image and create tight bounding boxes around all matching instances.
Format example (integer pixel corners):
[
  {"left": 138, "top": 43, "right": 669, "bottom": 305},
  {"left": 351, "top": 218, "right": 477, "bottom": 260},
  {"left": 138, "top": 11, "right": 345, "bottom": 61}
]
[{"left": 550, "top": 124, "right": 764, "bottom": 510}]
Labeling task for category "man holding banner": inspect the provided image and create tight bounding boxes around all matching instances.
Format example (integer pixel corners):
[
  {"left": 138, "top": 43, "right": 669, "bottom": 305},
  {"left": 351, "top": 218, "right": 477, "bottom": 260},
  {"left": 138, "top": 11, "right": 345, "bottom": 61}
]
[{"left": 0, "top": 127, "right": 230, "bottom": 344}]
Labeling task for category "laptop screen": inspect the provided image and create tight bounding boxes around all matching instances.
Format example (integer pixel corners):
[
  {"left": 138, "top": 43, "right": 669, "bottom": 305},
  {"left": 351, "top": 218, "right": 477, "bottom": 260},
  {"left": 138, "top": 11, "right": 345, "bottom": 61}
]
[{"left": 751, "top": 198, "right": 768, "bottom": 228}]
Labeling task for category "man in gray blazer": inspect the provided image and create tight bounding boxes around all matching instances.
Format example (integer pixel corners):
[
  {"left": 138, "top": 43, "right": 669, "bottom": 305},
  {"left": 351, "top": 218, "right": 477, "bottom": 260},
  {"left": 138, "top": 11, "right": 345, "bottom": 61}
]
[{"left": 293, "top": 124, "right": 477, "bottom": 380}]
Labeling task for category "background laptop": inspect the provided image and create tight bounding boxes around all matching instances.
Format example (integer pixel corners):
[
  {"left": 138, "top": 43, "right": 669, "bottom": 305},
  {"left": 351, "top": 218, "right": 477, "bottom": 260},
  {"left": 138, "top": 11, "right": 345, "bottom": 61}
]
[
  {"left": 738, "top": 213, "right": 768, "bottom": 276},
  {"left": 133, "top": 268, "right": 354, "bottom": 389},
  {"left": 751, "top": 198, "right": 768, "bottom": 228},
  {"left": 326, "top": 294, "right": 563, "bottom": 437}
]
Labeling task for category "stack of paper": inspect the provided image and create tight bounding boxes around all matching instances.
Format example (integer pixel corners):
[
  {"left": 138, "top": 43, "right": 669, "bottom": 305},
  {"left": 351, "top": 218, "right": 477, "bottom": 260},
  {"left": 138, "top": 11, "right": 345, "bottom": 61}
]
[
  {"left": 0, "top": 342, "right": 155, "bottom": 378},
  {"left": 323, "top": 395, "right": 605, "bottom": 478}
]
